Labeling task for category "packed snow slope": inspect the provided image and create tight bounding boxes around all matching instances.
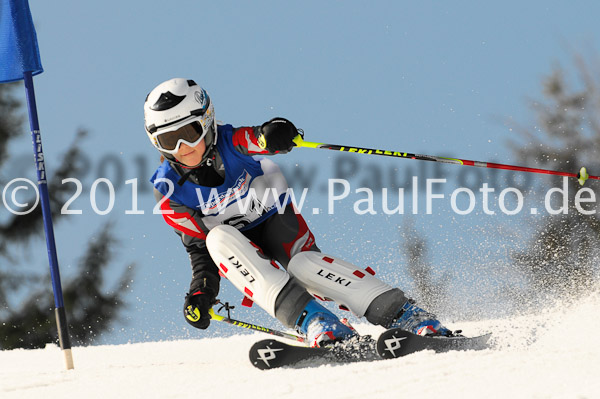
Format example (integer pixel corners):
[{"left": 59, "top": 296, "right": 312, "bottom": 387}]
[{"left": 1, "top": 292, "right": 598, "bottom": 399}]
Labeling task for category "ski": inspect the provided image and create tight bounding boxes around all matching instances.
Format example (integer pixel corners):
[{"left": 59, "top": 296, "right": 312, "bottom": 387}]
[
  {"left": 249, "top": 339, "right": 328, "bottom": 370},
  {"left": 376, "top": 328, "right": 492, "bottom": 359},
  {"left": 249, "top": 336, "right": 378, "bottom": 370},
  {"left": 249, "top": 330, "right": 491, "bottom": 369}
]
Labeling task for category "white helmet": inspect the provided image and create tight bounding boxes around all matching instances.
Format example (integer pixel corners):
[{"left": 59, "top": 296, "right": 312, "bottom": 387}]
[{"left": 144, "top": 78, "right": 217, "bottom": 162}]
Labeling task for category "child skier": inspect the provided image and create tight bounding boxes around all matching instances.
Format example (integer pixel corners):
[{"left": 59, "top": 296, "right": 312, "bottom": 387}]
[{"left": 145, "top": 78, "right": 454, "bottom": 347}]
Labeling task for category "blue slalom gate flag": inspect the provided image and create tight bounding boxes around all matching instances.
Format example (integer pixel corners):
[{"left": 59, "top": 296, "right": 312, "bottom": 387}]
[
  {"left": 0, "top": 0, "right": 74, "bottom": 370},
  {"left": 0, "top": 0, "right": 43, "bottom": 82}
]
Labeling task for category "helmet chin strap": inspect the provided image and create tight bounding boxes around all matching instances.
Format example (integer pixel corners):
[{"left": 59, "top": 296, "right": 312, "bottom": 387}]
[{"left": 172, "top": 146, "right": 217, "bottom": 186}]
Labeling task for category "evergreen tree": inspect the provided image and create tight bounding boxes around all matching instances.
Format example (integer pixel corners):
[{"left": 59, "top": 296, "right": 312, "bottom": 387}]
[
  {"left": 0, "top": 82, "right": 134, "bottom": 349},
  {"left": 509, "top": 55, "right": 600, "bottom": 302}
]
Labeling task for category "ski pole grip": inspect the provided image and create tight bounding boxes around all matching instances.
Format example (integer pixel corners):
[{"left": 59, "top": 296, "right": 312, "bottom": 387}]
[
  {"left": 208, "top": 307, "right": 224, "bottom": 321},
  {"left": 293, "top": 134, "right": 305, "bottom": 147}
]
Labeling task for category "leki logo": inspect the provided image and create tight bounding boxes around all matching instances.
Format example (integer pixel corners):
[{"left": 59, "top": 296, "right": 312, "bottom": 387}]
[
  {"left": 228, "top": 255, "right": 256, "bottom": 284},
  {"left": 257, "top": 345, "right": 283, "bottom": 367},
  {"left": 384, "top": 336, "right": 408, "bottom": 357},
  {"left": 316, "top": 269, "right": 352, "bottom": 287}
]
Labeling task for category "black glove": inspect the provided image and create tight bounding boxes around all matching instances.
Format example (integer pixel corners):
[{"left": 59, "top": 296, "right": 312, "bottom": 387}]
[
  {"left": 257, "top": 117, "right": 301, "bottom": 152},
  {"left": 183, "top": 289, "right": 215, "bottom": 329}
]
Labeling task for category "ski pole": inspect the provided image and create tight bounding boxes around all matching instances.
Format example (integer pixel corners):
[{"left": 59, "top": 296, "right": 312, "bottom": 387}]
[
  {"left": 208, "top": 307, "right": 306, "bottom": 344},
  {"left": 291, "top": 135, "right": 596, "bottom": 186}
]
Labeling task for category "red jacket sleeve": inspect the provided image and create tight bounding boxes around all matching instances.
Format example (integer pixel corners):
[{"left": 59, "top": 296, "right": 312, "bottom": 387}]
[{"left": 231, "top": 126, "right": 291, "bottom": 155}]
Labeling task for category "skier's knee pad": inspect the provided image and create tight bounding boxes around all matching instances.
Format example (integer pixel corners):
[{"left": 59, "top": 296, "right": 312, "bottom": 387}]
[
  {"left": 206, "top": 225, "right": 289, "bottom": 317},
  {"left": 287, "top": 251, "right": 394, "bottom": 318}
]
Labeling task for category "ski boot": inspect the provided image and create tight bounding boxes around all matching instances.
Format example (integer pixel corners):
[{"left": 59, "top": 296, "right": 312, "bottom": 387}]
[
  {"left": 389, "top": 300, "right": 452, "bottom": 337},
  {"left": 296, "top": 299, "right": 356, "bottom": 348}
]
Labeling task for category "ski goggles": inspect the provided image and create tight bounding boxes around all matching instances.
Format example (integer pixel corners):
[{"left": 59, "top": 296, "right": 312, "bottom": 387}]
[{"left": 152, "top": 121, "right": 208, "bottom": 154}]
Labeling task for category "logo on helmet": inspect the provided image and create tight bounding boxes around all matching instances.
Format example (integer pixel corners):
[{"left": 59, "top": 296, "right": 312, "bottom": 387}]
[
  {"left": 194, "top": 90, "right": 207, "bottom": 107},
  {"left": 163, "top": 114, "right": 182, "bottom": 123}
]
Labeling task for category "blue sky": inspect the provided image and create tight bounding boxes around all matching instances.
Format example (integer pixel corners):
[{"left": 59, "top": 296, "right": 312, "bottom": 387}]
[{"left": 3, "top": 1, "right": 600, "bottom": 344}]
